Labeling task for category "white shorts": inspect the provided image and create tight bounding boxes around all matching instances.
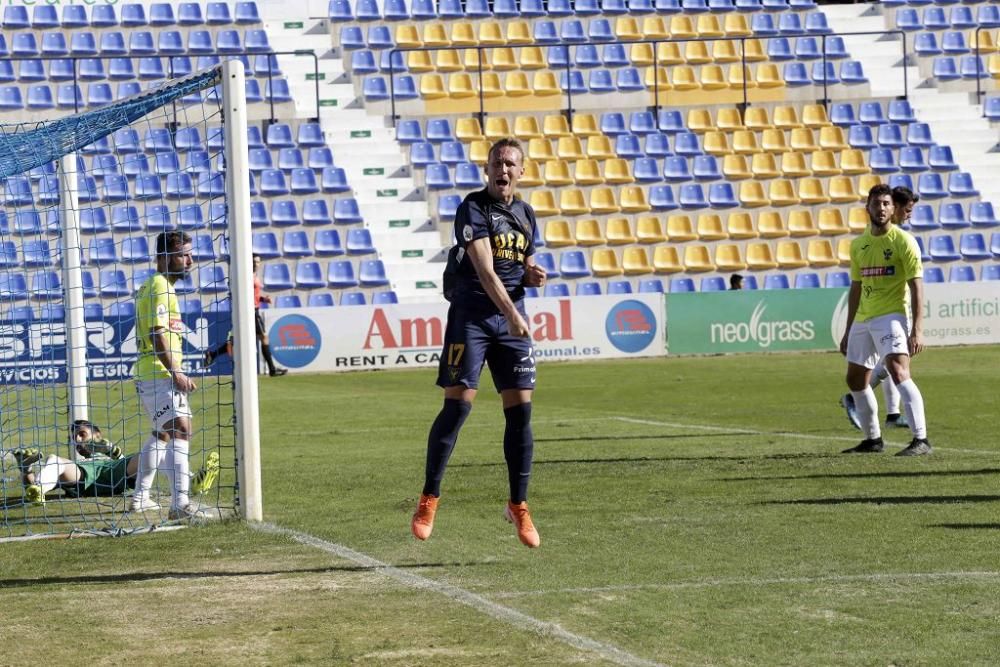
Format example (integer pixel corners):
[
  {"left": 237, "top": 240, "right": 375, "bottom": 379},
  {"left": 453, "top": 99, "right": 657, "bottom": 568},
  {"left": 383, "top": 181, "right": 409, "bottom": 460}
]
[
  {"left": 846, "top": 313, "right": 910, "bottom": 369},
  {"left": 136, "top": 379, "right": 192, "bottom": 431}
]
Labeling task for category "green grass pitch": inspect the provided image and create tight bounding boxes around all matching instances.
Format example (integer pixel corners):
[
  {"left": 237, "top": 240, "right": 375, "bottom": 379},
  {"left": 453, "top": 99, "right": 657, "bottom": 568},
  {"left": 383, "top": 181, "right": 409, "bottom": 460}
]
[{"left": 1, "top": 347, "right": 999, "bottom": 665}]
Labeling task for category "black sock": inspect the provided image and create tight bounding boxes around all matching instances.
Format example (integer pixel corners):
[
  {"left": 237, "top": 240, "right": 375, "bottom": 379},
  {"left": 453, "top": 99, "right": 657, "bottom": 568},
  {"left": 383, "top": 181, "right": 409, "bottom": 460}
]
[
  {"left": 503, "top": 402, "right": 534, "bottom": 504},
  {"left": 260, "top": 343, "right": 277, "bottom": 374},
  {"left": 422, "top": 399, "right": 472, "bottom": 497},
  {"left": 886, "top": 413, "right": 901, "bottom": 422}
]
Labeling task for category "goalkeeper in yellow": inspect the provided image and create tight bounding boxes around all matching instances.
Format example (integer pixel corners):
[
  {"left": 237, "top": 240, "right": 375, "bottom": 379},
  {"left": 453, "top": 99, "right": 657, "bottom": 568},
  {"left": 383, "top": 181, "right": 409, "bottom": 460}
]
[{"left": 131, "top": 231, "right": 206, "bottom": 519}]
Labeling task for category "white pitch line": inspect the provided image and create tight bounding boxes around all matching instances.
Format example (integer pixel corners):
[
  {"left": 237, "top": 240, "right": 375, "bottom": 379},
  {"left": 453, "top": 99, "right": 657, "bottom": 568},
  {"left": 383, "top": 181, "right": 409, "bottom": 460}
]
[
  {"left": 254, "top": 522, "right": 666, "bottom": 667},
  {"left": 491, "top": 570, "right": 1000, "bottom": 599},
  {"left": 611, "top": 417, "right": 990, "bottom": 455}
]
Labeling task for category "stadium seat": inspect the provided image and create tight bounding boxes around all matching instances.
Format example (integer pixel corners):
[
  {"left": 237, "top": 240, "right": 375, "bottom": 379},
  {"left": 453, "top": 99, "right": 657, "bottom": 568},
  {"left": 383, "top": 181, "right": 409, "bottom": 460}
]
[
  {"left": 960, "top": 233, "right": 990, "bottom": 260},
  {"left": 929, "top": 234, "right": 961, "bottom": 261},
  {"left": 949, "top": 265, "right": 975, "bottom": 282},
  {"left": 314, "top": 229, "right": 344, "bottom": 257},
  {"left": 970, "top": 203, "right": 999, "bottom": 228}
]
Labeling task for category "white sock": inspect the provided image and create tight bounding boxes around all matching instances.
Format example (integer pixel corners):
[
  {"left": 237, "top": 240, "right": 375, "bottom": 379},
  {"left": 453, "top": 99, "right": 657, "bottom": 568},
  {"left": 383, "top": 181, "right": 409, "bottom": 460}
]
[
  {"left": 881, "top": 377, "right": 901, "bottom": 416},
  {"left": 851, "top": 388, "right": 881, "bottom": 440},
  {"left": 169, "top": 439, "right": 191, "bottom": 509},
  {"left": 896, "top": 379, "right": 927, "bottom": 440},
  {"left": 37, "top": 456, "right": 63, "bottom": 495},
  {"left": 134, "top": 435, "right": 163, "bottom": 501},
  {"left": 869, "top": 359, "right": 890, "bottom": 388}
]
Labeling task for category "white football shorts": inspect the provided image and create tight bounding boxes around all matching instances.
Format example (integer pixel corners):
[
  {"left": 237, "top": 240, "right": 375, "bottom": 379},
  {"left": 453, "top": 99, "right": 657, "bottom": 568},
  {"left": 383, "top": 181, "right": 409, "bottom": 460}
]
[
  {"left": 846, "top": 312, "right": 910, "bottom": 369},
  {"left": 136, "top": 379, "right": 192, "bottom": 431}
]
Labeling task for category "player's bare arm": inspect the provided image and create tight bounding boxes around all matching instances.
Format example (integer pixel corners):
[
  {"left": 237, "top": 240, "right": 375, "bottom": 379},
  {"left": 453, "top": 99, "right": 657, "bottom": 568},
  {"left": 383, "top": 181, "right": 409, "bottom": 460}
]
[
  {"left": 152, "top": 328, "right": 197, "bottom": 393},
  {"left": 467, "top": 237, "right": 530, "bottom": 338},
  {"left": 908, "top": 277, "right": 924, "bottom": 357}
]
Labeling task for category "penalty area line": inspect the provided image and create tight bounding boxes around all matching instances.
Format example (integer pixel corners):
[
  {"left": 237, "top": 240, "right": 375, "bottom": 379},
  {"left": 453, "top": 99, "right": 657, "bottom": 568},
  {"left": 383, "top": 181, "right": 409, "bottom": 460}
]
[{"left": 253, "top": 522, "right": 666, "bottom": 667}]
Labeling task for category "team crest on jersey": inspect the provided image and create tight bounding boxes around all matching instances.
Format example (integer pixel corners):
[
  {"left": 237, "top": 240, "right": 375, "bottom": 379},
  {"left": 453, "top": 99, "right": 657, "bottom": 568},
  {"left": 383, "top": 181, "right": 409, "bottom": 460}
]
[
  {"left": 462, "top": 225, "right": 473, "bottom": 242},
  {"left": 883, "top": 248, "right": 893, "bottom": 261}
]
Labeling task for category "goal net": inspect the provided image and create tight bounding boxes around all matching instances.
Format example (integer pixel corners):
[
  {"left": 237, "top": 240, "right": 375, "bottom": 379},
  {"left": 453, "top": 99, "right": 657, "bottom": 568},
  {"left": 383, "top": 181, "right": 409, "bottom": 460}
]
[{"left": 0, "top": 62, "right": 260, "bottom": 540}]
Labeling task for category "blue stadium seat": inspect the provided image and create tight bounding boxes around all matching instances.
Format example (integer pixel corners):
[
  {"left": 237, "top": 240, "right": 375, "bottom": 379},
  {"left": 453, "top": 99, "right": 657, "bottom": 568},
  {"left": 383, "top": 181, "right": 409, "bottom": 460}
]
[
  {"left": 679, "top": 183, "right": 708, "bottom": 209},
  {"left": 439, "top": 140, "right": 466, "bottom": 164},
  {"left": 0, "top": 241, "right": 16, "bottom": 268},
  {"left": 411, "top": 143, "right": 436, "bottom": 168},
  {"left": 634, "top": 157, "right": 662, "bottom": 183},
  {"left": 455, "top": 162, "right": 483, "bottom": 189},
  {"left": 42, "top": 33, "right": 69, "bottom": 57},
  {"left": 561, "top": 19, "right": 587, "bottom": 42},
  {"left": 426, "top": 164, "right": 454, "bottom": 189},
  {"left": 263, "top": 262, "right": 294, "bottom": 291},
  {"left": 176, "top": 2, "right": 204, "bottom": 25},
  {"left": 572, "top": 281, "right": 600, "bottom": 296},
  {"left": 960, "top": 55, "right": 988, "bottom": 79},
  {"left": 948, "top": 172, "right": 978, "bottom": 197},
  {"left": 812, "top": 61, "right": 839, "bottom": 84},
  {"left": 670, "top": 277, "right": 695, "bottom": 292},
  {"left": 590, "top": 69, "right": 616, "bottom": 93},
  {"left": 31, "top": 5, "right": 59, "bottom": 28},
  {"left": 601, "top": 112, "right": 628, "bottom": 136},
  {"left": 334, "top": 198, "right": 363, "bottom": 224},
  {"left": 751, "top": 14, "right": 778, "bottom": 35},
  {"left": 22, "top": 240, "right": 53, "bottom": 268},
  {"left": 929, "top": 234, "right": 960, "bottom": 261},
  {"left": 296, "top": 262, "right": 326, "bottom": 289},
  {"left": 397, "top": 120, "right": 422, "bottom": 144},
  {"left": 249, "top": 148, "right": 273, "bottom": 171},
  {"left": 328, "top": 0, "right": 353, "bottom": 21},
  {"left": 338, "top": 291, "right": 365, "bottom": 306},
  {"left": 899, "top": 147, "right": 927, "bottom": 172},
  {"left": 794, "top": 272, "right": 821, "bottom": 289},
  {"left": 19, "top": 60, "right": 47, "bottom": 82},
  {"left": 700, "top": 276, "right": 726, "bottom": 292},
  {"left": 216, "top": 29, "right": 243, "bottom": 53},
  {"left": 6, "top": 180, "right": 34, "bottom": 208},
  {"left": 936, "top": 203, "right": 966, "bottom": 230},
  {"left": 805, "top": 12, "right": 832, "bottom": 34},
  {"left": 949, "top": 265, "right": 975, "bottom": 282},
  {"left": 933, "top": 57, "right": 961, "bottom": 81},
  {"left": 327, "top": 260, "right": 358, "bottom": 288},
  {"left": 970, "top": 203, "right": 999, "bottom": 228},
  {"left": 0, "top": 86, "right": 23, "bottom": 110},
  {"left": 693, "top": 155, "right": 722, "bottom": 181},
  {"left": 783, "top": 62, "right": 811, "bottom": 86},
  {"left": 271, "top": 200, "right": 301, "bottom": 227},
  {"left": 308, "top": 293, "right": 336, "bottom": 307},
  {"left": 960, "top": 233, "right": 990, "bottom": 260},
  {"left": 356, "top": 0, "right": 382, "bottom": 20},
  {"left": 30, "top": 272, "right": 62, "bottom": 300},
  {"left": 658, "top": 109, "right": 685, "bottom": 133},
  {"left": 98, "top": 269, "right": 129, "bottom": 297},
  {"left": 984, "top": 265, "right": 1000, "bottom": 281},
  {"left": 979, "top": 5, "right": 1000, "bottom": 28},
  {"left": 764, "top": 274, "right": 790, "bottom": 289},
  {"left": 534, "top": 20, "right": 560, "bottom": 43},
  {"left": 438, "top": 194, "right": 461, "bottom": 220},
  {"left": 825, "top": 271, "right": 850, "bottom": 288},
  {"left": 148, "top": 2, "right": 176, "bottom": 26},
  {"left": 607, "top": 280, "right": 633, "bottom": 294},
  {"left": 923, "top": 266, "right": 945, "bottom": 283},
  {"left": 121, "top": 236, "right": 150, "bottom": 264},
  {"left": 259, "top": 169, "right": 289, "bottom": 196},
  {"left": 314, "top": 229, "right": 344, "bottom": 256},
  {"left": 870, "top": 148, "right": 898, "bottom": 174},
  {"left": 603, "top": 43, "right": 629, "bottom": 67},
  {"left": 157, "top": 151, "right": 182, "bottom": 175},
  {"left": 848, "top": 125, "right": 876, "bottom": 149},
  {"left": 928, "top": 145, "right": 957, "bottom": 171},
  {"left": 709, "top": 183, "right": 738, "bottom": 208},
  {"left": 253, "top": 232, "right": 280, "bottom": 259},
  {"left": 942, "top": 30, "right": 969, "bottom": 55},
  {"left": 649, "top": 185, "right": 678, "bottom": 210},
  {"left": 542, "top": 283, "right": 570, "bottom": 297},
  {"left": 559, "top": 250, "right": 590, "bottom": 278},
  {"left": 308, "top": 148, "right": 335, "bottom": 170},
  {"left": 645, "top": 133, "right": 672, "bottom": 158},
  {"left": 321, "top": 167, "right": 350, "bottom": 193},
  {"left": 346, "top": 228, "right": 376, "bottom": 255},
  {"left": 639, "top": 278, "right": 665, "bottom": 293},
  {"left": 278, "top": 148, "right": 304, "bottom": 171},
  {"left": 793, "top": 37, "right": 820, "bottom": 60}
]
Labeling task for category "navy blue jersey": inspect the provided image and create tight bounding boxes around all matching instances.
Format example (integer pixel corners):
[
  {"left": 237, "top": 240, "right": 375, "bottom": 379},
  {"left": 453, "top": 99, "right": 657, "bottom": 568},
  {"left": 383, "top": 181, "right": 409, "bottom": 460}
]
[{"left": 450, "top": 189, "right": 537, "bottom": 312}]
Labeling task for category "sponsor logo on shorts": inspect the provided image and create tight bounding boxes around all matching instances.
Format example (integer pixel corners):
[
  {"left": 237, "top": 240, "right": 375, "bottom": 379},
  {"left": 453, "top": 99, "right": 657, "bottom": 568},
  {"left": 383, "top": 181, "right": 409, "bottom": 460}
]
[
  {"left": 270, "top": 315, "right": 322, "bottom": 368},
  {"left": 881, "top": 332, "right": 904, "bottom": 348},
  {"left": 605, "top": 300, "right": 657, "bottom": 353}
]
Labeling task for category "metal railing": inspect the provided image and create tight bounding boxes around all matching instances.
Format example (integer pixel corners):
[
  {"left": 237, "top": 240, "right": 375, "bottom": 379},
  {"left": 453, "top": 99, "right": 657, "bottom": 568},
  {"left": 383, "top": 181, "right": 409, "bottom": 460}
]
[
  {"left": 973, "top": 25, "right": 994, "bottom": 115},
  {"left": 385, "top": 29, "right": 908, "bottom": 127}
]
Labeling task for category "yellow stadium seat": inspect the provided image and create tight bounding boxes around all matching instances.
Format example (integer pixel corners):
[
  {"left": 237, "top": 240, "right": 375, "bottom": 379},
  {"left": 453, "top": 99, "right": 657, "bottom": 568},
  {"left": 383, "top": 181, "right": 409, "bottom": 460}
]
[
  {"left": 776, "top": 240, "right": 808, "bottom": 268},
  {"left": 732, "top": 130, "right": 760, "bottom": 154},
  {"left": 544, "top": 160, "right": 573, "bottom": 186},
  {"left": 839, "top": 149, "right": 869, "bottom": 175},
  {"left": 478, "top": 72, "right": 503, "bottom": 98},
  {"left": 697, "top": 15, "right": 724, "bottom": 37},
  {"left": 724, "top": 13, "right": 752, "bottom": 37},
  {"left": 572, "top": 113, "right": 600, "bottom": 137},
  {"left": 807, "top": 239, "right": 837, "bottom": 268},
  {"left": 407, "top": 50, "right": 434, "bottom": 73},
  {"left": 818, "top": 209, "right": 848, "bottom": 236},
  {"left": 704, "top": 131, "right": 732, "bottom": 156},
  {"left": 575, "top": 218, "right": 605, "bottom": 246},
  {"left": 723, "top": 154, "right": 752, "bottom": 180},
  {"left": 739, "top": 180, "right": 770, "bottom": 207},
  {"left": 513, "top": 115, "right": 541, "bottom": 140},
  {"left": 801, "top": 104, "right": 831, "bottom": 128},
  {"left": 636, "top": 215, "right": 666, "bottom": 243},
  {"left": 481, "top": 117, "right": 509, "bottom": 141},
  {"left": 527, "top": 138, "right": 555, "bottom": 162},
  {"left": 518, "top": 47, "right": 546, "bottom": 70},
  {"left": 469, "top": 139, "right": 491, "bottom": 164},
  {"left": 656, "top": 42, "right": 685, "bottom": 65},
  {"left": 761, "top": 128, "right": 789, "bottom": 153},
  {"left": 620, "top": 186, "right": 651, "bottom": 213},
  {"left": 491, "top": 47, "right": 517, "bottom": 71},
  {"left": 532, "top": 71, "right": 560, "bottom": 96},
  {"left": 592, "top": 248, "right": 624, "bottom": 277},
  {"left": 697, "top": 214, "right": 728, "bottom": 240},
  {"left": 544, "top": 114, "right": 571, "bottom": 138},
  {"left": 519, "top": 160, "right": 543, "bottom": 187},
  {"left": 687, "top": 108, "right": 715, "bottom": 133},
  {"left": 685, "top": 41, "right": 713, "bottom": 65},
  {"left": 988, "top": 53, "right": 1000, "bottom": 77},
  {"left": 847, "top": 206, "right": 868, "bottom": 233},
  {"left": 798, "top": 178, "right": 829, "bottom": 205},
  {"left": 559, "top": 189, "right": 590, "bottom": 216},
  {"left": 506, "top": 20, "right": 532, "bottom": 45},
  {"left": 624, "top": 247, "right": 655, "bottom": 275},
  {"left": 744, "top": 107, "right": 771, "bottom": 131},
  {"left": 684, "top": 245, "right": 715, "bottom": 272},
  {"left": 544, "top": 220, "right": 574, "bottom": 247},
  {"left": 970, "top": 29, "right": 997, "bottom": 53},
  {"left": 713, "top": 39, "right": 740, "bottom": 63},
  {"left": 504, "top": 72, "right": 532, "bottom": 96},
  {"left": 780, "top": 151, "right": 811, "bottom": 178},
  {"left": 858, "top": 174, "right": 883, "bottom": 197},
  {"left": 590, "top": 187, "right": 621, "bottom": 215},
  {"left": 604, "top": 158, "right": 634, "bottom": 185},
  {"left": 671, "top": 66, "right": 699, "bottom": 91},
  {"left": 479, "top": 21, "right": 507, "bottom": 46},
  {"left": 556, "top": 136, "right": 584, "bottom": 161},
  {"left": 751, "top": 152, "right": 780, "bottom": 179},
  {"left": 422, "top": 23, "right": 450, "bottom": 47},
  {"left": 828, "top": 175, "right": 860, "bottom": 203},
  {"left": 529, "top": 190, "right": 558, "bottom": 217},
  {"left": 757, "top": 211, "right": 787, "bottom": 238},
  {"left": 456, "top": 118, "right": 485, "bottom": 142},
  {"left": 837, "top": 237, "right": 853, "bottom": 267},
  {"left": 642, "top": 16, "right": 669, "bottom": 39},
  {"left": 743, "top": 38, "right": 766, "bottom": 62},
  {"left": 630, "top": 42, "right": 655, "bottom": 67},
  {"left": 419, "top": 74, "right": 447, "bottom": 99},
  {"left": 616, "top": 17, "right": 642, "bottom": 40},
  {"left": 606, "top": 217, "right": 636, "bottom": 244},
  {"left": 463, "top": 49, "right": 489, "bottom": 71},
  {"left": 746, "top": 241, "right": 778, "bottom": 270},
  {"left": 818, "top": 126, "right": 847, "bottom": 151},
  {"left": 435, "top": 50, "right": 463, "bottom": 73},
  {"left": 450, "top": 22, "right": 477, "bottom": 46},
  {"left": 773, "top": 106, "right": 802, "bottom": 129},
  {"left": 728, "top": 64, "right": 756, "bottom": 90},
  {"left": 715, "top": 243, "right": 747, "bottom": 271},
  {"left": 769, "top": 179, "right": 800, "bottom": 207},
  {"left": 727, "top": 212, "right": 757, "bottom": 239},
  {"left": 755, "top": 63, "right": 784, "bottom": 88},
  {"left": 788, "top": 210, "right": 819, "bottom": 237},
  {"left": 669, "top": 15, "right": 696, "bottom": 39},
  {"left": 644, "top": 66, "right": 673, "bottom": 90},
  {"left": 789, "top": 127, "right": 817, "bottom": 152},
  {"left": 700, "top": 65, "right": 728, "bottom": 90},
  {"left": 448, "top": 73, "right": 476, "bottom": 98},
  {"left": 667, "top": 214, "right": 697, "bottom": 241},
  {"left": 573, "top": 158, "right": 604, "bottom": 185},
  {"left": 716, "top": 108, "right": 745, "bottom": 131},
  {"left": 810, "top": 150, "right": 841, "bottom": 176},
  {"left": 652, "top": 246, "right": 682, "bottom": 274},
  {"left": 395, "top": 25, "right": 422, "bottom": 49},
  {"left": 586, "top": 135, "right": 616, "bottom": 160}
]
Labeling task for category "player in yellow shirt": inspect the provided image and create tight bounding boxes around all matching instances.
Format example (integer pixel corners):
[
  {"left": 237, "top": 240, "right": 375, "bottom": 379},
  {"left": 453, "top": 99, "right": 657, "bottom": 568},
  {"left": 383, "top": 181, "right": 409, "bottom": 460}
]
[
  {"left": 839, "top": 184, "right": 931, "bottom": 456},
  {"left": 131, "top": 231, "right": 207, "bottom": 519}
]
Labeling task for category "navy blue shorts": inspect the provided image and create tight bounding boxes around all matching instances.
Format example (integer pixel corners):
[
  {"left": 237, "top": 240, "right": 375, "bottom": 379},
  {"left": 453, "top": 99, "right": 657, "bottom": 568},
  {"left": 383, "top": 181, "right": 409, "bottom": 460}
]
[{"left": 436, "top": 302, "right": 537, "bottom": 392}]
